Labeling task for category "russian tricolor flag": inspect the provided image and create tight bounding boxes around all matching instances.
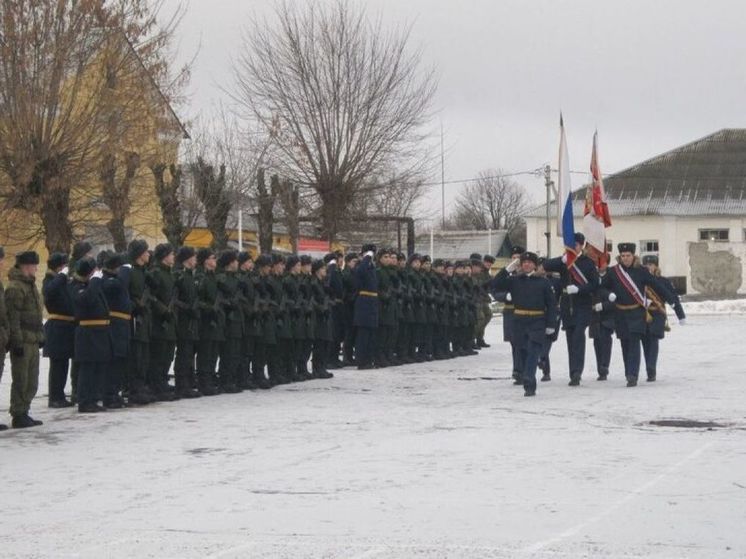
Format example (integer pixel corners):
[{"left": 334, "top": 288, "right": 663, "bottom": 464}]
[{"left": 556, "top": 114, "right": 577, "bottom": 267}]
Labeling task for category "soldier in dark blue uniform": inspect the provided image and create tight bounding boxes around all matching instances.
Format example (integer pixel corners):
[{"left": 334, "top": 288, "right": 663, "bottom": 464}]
[
  {"left": 493, "top": 246, "right": 523, "bottom": 383},
  {"left": 536, "top": 258, "right": 562, "bottom": 382},
  {"left": 354, "top": 244, "right": 379, "bottom": 370},
  {"left": 491, "top": 252, "right": 558, "bottom": 396},
  {"left": 542, "top": 233, "right": 599, "bottom": 386},
  {"left": 71, "top": 257, "right": 113, "bottom": 413},
  {"left": 325, "top": 252, "right": 345, "bottom": 368},
  {"left": 641, "top": 255, "right": 686, "bottom": 382},
  {"left": 42, "top": 252, "right": 75, "bottom": 408},
  {"left": 100, "top": 253, "right": 131, "bottom": 408},
  {"left": 341, "top": 252, "right": 359, "bottom": 366},
  {"left": 601, "top": 243, "right": 681, "bottom": 386},
  {"left": 590, "top": 265, "right": 615, "bottom": 381}
]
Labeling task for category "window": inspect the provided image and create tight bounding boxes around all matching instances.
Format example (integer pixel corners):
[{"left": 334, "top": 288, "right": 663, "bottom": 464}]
[
  {"left": 605, "top": 240, "right": 613, "bottom": 253},
  {"left": 699, "top": 229, "right": 729, "bottom": 242},
  {"left": 640, "top": 239, "right": 659, "bottom": 253}
]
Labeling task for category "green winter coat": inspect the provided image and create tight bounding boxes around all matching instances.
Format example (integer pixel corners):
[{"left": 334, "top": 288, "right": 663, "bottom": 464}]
[
  {"left": 217, "top": 270, "right": 243, "bottom": 340},
  {"left": 377, "top": 266, "right": 396, "bottom": 326},
  {"left": 5, "top": 267, "right": 44, "bottom": 347},
  {"left": 0, "top": 278, "right": 9, "bottom": 352},
  {"left": 196, "top": 268, "right": 225, "bottom": 342},
  {"left": 129, "top": 264, "right": 152, "bottom": 342},
  {"left": 173, "top": 267, "right": 200, "bottom": 341},
  {"left": 147, "top": 263, "right": 177, "bottom": 341}
]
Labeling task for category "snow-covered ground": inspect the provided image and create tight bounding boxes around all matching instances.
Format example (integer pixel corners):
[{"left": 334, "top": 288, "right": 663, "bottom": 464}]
[{"left": 1, "top": 315, "right": 745, "bottom": 559}]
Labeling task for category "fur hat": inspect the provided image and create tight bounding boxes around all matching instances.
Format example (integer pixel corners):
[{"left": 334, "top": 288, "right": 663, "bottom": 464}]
[
  {"left": 407, "top": 253, "right": 422, "bottom": 265},
  {"left": 255, "top": 254, "right": 272, "bottom": 268},
  {"left": 96, "top": 250, "right": 112, "bottom": 270},
  {"left": 483, "top": 255, "right": 496, "bottom": 264},
  {"left": 217, "top": 249, "right": 238, "bottom": 269},
  {"left": 237, "top": 251, "right": 252, "bottom": 265},
  {"left": 299, "top": 254, "right": 313, "bottom": 266},
  {"left": 271, "top": 253, "right": 285, "bottom": 265},
  {"left": 361, "top": 243, "right": 377, "bottom": 254},
  {"left": 127, "top": 239, "right": 149, "bottom": 262},
  {"left": 574, "top": 232, "right": 586, "bottom": 246},
  {"left": 47, "top": 252, "right": 69, "bottom": 270},
  {"left": 323, "top": 252, "right": 337, "bottom": 264},
  {"left": 153, "top": 243, "right": 174, "bottom": 262},
  {"left": 104, "top": 252, "right": 125, "bottom": 270},
  {"left": 520, "top": 251, "right": 539, "bottom": 265},
  {"left": 510, "top": 245, "right": 525, "bottom": 256},
  {"left": 72, "top": 241, "right": 93, "bottom": 262},
  {"left": 285, "top": 255, "right": 300, "bottom": 271},
  {"left": 197, "top": 248, "right": 214, "bottom": 266},
  {"left": 75, "top": 256, "right": 96, "bottom": 277},
  {"left": 344, "top": 252, "right": 359, "bottom": 263},
  {"left": 176, "top": 246, "right": 196, "bottom": 264},
  {"left": 432, "top": 258, "right": 445, "bottom": 268},
  {"left": 15, "top": 251, "right": 39, "bottom": 266},
  {"left": 469, "top": 252, "right": 482, "bottom": 261},
  {"left": 311, "top": 259, "right": 325, "bottom": 274},
  {"left": 642, "top": 254, "right": 659, "bottom": 266},
  {"left": 617, "top": 242, "right": 636, "bottom": 254}
]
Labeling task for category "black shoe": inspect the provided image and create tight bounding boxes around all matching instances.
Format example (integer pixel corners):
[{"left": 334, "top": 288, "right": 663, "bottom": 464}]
[
  {"left": 478, "top": 339, "right": 490, "bottom": 348},
  {"left": 176, "top": 388, "right": 202, "bottom": 399},
  {"left": 568, "top": 374, "right": 581, "bottom": 386},
  {"left": 222, "top": 384, "right": 242, "bottom": 394},
  {"left": 524, "top": 389, "right": 536, "bottom": 397},
  {"left": 103, "top": 397, "right": 125, "bottom": 409},
  {"left": 48, "top": 399, "right": 74, "bottom": 408},
  {"left": 646, "top": 375, "right": 656, "bottom": 382},
  {"left": 626, "top": 377, "right": 638, "bottom": 387},
  {"left": 326, "top": 360, "right": 342, "bottom": 369},
  {"left": 357, "top": 364, "right": 375, "bottom": 370},
  {"left": 12, "top": 414, "right": 42, "bottom": 427},
  {"left": 78, "top": 404, "right": 106, "bottom": 413},
  {"left": 314, "top": 369, "right": 334, "bottom": 379},
  {"left": 597, "top": 373, "right": 608, "bottom": 381},
  {"left": 341, "top": 358, "right": 356, "bottom": 367},
  {"left": 127, "top": 392, "right": 151, "bottom": 405},
  {"left": 540, "top": 373, "right": 551, "bottom": 382},
  {"left": 154, "top": 391, "right": 177, "bottom": 402}
]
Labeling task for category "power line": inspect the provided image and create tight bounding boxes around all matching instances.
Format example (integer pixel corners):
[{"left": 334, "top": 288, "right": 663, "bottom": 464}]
[{"left": 420, "top": 167, "right": 603, "bottom": 188}]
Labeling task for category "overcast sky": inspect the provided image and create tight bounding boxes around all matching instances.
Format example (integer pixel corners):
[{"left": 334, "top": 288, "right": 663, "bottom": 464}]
[{"left": 166, "top": 0, "right": 746, "bottom": 217}]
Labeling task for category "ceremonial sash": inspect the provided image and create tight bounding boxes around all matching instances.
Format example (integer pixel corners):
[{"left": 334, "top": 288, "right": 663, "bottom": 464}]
[
  {"left": 613, "top": 266, "right": 652, "bottom": 323},
  {"left": 645, "top": 286, "right": 670, "bottom": 331},
  {"left": 568, "top": 262, "right": 588, "bottom": 286}
]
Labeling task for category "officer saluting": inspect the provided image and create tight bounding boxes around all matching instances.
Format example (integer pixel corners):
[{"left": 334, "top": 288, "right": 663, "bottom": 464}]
[
  {"left": 354, "top": 244, "right": 379, "bottom": 370},
  {"left": 491, "top": 251, "right": 557, "bottom": 397}
]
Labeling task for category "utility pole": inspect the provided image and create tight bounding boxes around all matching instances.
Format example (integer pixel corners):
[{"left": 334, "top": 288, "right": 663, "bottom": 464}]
[
  {"left": 544, "top": 164, "right": 553, "bottom": 257},
  {"left": 440, "top": 121, "right": 445, "bottom": 230}
]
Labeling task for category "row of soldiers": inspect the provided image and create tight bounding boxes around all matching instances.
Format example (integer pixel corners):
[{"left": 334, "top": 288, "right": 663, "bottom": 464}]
[
  {"left": 1, "top": 239, "right": 493, "bottom": 429},
  {"left": 491, "top": 234, "right": 686, "bottom": 397}
]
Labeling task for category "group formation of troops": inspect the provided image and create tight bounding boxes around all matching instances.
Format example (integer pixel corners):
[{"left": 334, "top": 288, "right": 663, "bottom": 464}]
[
  {"left": 0, "top": 240, "right": 497, "bottom": 429},
  {"left": 492, "top": 233, "right": 686, "bottom": 397}
]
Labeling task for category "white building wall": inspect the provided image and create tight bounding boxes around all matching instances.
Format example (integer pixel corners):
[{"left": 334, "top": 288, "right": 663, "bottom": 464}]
[{"left": 524, "top": 214, "right": 746, "bottom": 295}]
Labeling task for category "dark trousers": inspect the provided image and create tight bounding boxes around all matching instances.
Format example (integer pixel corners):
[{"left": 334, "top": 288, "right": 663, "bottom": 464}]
[
  {"left": 343, "top": 324, "right": 356, "bottom": 362},
  {"left": 397, "top": 322, "right": 410, "bottom": 358},
  {"left": 48, "top": 358, "right": 69, "bottom": 402},
  {"left": 376, "top": 324, "right": 392, "bottom": 364},
  {"left": 540, "top": 337, "right": 554, "bottom": 374},
  {"left": 218, "top": 337, "right": 241, "bottom": 388},
  {"left": 298, "top": 338, "right": 312, "bottom": 373},
  {"left": 196, "top": 338, "right": 220, "bottom": 388},
  {"left": 422, "top": 322, "right": 434, "bottom": 357},
  {"left": 149, "top": 339, "right": 175, "bottom": 392},
  {"left": 239, "top": 336, "right": 255, "bottom": 387},
  {"left": 77, "top": 361, "right": 106, "bottom": 407},
  {"left": 642, "top": 335, "right": 660, "bottom": 376},
  {"left": 279, "top": 337, "right": 296, "bottom": 377},
  {"left": 564, "top": 322, "right": 589, "bottom": 377},
  {"left": 312, "top": 339, "right": 328, "bottom": 372},
  {"left": 252, "top": 340, "right": 267, "bottom": 381},
  {"left": 593, "top": 326, "right": 614, "bottom": 376},
  {"left": 106, "top": 357, "right": 127, "bottom": 403},
  {"left": 356, "top": 327, "right": 376, "bottom": 367},
  {"left": 128, "top": 340, "right": 150, "bottom": 394},
  {"left": 521, "top": 338, "right": 544, "bottom": 393},
  {"left": 620, "top": 335, "right": 642, "bottom": 379},
  {"left": 267, "top": 342, "right": 284, "bottom": 383},
  {"left": 174, "top": 339, "right": 197, "bottom": 390}
]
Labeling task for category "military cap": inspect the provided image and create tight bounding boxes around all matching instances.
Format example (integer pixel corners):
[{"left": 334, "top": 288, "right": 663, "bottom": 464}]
[
  {"left": 104, "top": 252, "right": 125, "bottom": 270},
  {"left": 217, "top": 249, "right": 238, "bottom": 269},
  {"left": 255, "top": 254, "right": 272, "bottom": 268},
  {"left": 15, "top": 250, "right": 39, "bottom": 266},
  {"left": 153, "top": 243, "right": 174, "bottom": 262},
  {"left": 469, "top": 252, "right": 482, "bottom": 261},
  {"left": 617, "top": 242, "right": 636, "bottom": 254},
  {"left": 127, "top": 239, "right": 149, "bottom": 262},
  {"left": 432, "top": 258, "right": 445, "bottom": 268},
  {"left": 196, "top": 247, "right": 214, "bottom": 266},
  {"left": 72, "top": 241, "right": 93, "bottom": 262},
  {"left": 299, "top": 254, "right": 313, "bottom": 266},
  {"left": 176, "top": 246, "right": 196, "bottom": 264},
  {"left": 361, "top": 243, "right": 377, "bottom": 254},
  {"left": 47, "top": 252, "right": 69, "bottom": 270},
  {"left": 642, "top": 254, "right": 659, "bottom": 266},
  {"left": 520, "top": 251, "right": 539, "bottom": 265},
  {"left": 470, "top": 258, "right": 482, "bottom": 267},
  {"left": 285, "top": 255, "right": 300, "bottom": 270},
  {"left": 75, "top": 256, "right": 96, "bottom": 277},
  {"left": 311, "top": 259, "right": 325, "bottom": 274},
  {"left": 483, "top": 255, "right": 496, "bottom": 264},
  {"left": 510, "top": 245, "right": 525, "bottom": 256},
  {"left": 344, "top": 252, "right": 359, "bottom": 263},
  {"left": 574, "top": 232, "right": 586, "bottom": 245},
  {"left": 96, "top": 250, "right": 112, "bottom": 270}
]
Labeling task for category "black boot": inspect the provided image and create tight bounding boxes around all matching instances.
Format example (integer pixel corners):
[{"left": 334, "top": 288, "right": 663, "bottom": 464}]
[
  {"left": 568, "top": 374, "right": 581, "bottom": 386},
  {"left": 626, "top": 376, "right": 638, "bottom": 387},
  {"left": 78, "top": 404, "right": 107, "bottom": 413},
  {"left": 478, "top": 338, "right": 490, "bottom": 348},
  {"left": 13, "top": 414, "right": 43, "bottom": 427},
  {"left": 48, "top": 399, "right": 73, "bottom": 408},
  {"left": 597, "top": 367, "right": 608, "bottom": 381},
  {"left": 646, "top": 369, "right": 656, "bottom": 382}
]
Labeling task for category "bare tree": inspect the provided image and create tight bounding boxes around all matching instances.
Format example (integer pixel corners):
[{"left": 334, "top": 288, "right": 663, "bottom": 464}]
[
  {"left": 275, "top": 177, "right": 300, "bottom": 253},
  {"left": 447, "top": 170, "right": 530, "bottom": 237},
  {"left": 232, "top": 0, "right": 437, "bottom": 243},
  {"left": 151, "top": 163, "right": 190, "bottom": 246},
  {"left": 256, "top": 168, "right": 277, "bottom": 254},
  {"left": 101, "top": 152, "right": 141, "bottom": 252}
]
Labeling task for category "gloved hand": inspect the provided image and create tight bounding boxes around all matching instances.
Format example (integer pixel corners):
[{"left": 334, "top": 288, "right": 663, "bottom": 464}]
[
  {"left": 123, "top": 263, "right": 132, "bottom": 269},
  {"left": 608, "top": 292, "right": 617, "bottom": 302},
  {"left": 561, "top": 253, "right": 568, "bottom": 264},
  {"left": 506, "top": 293, "right": 512, "bottom": 302},
  {"left": 505, "top": 259, "right": 520, "bottom": 273},
  {"left": 545, "top": 328, "right": 555, "bottom": 335},
  {"left": 679, "top": 318, "right": 686, "bottom": 326},
  {"left": 11, "top": 345, "right": 24, "bottom": 358},
  {"left": 92, "top": 270, "right": 103, "bottom": 279},
  {"left": 593, "top": 303, "right": 603, "bottom": 312},
  {"left": 60, "top": 266, "right": 69, "bottom": 276},
  {"left": 566, "top": 285, "right": 579, "bottom": 295}
]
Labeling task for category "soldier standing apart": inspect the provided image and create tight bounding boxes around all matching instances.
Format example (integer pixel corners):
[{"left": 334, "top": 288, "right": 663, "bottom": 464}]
[
  {"left": 0, "top": 248, "right": 8, "bottom": 431},
  {"left": 195, "top": 248, "right": 223, "bottom": 395},
  {"left": 590, "top": 264, "right": 615, "bottom": 381},
  {"left": 70, "top": 257, "right": 113, "bottom": 413},
  {"left": 5, "top": 251, "right": 44, "bottom": 427},
  {"left": 127, "top": 240, "right": 154, "bottom": 405},
  {"left": 601, "top": 243, "right": 682, "bottom": 386},
  {"left": 491, "top": 252, "right": 557, "bottom": 397},
  {"left": 42, "top": 252, "right": 75, "bottom": 408},
  {"left": 172, "top": 247, "right": 202, "bottom": 399},
  {"left": 100, "top": 253, "right": 131, "bottom": 408},
  {"left": 354, "top": 244, "right": 379, "bottom": 370},
  {"left": 147, "top": 244, "right": 178, "bottom": 401},
  {"left": 542, "top": 233, "right": 599, "bottom": 386},
  {"left": 641, "top": 255, "right": 686, "bottom": 382}
]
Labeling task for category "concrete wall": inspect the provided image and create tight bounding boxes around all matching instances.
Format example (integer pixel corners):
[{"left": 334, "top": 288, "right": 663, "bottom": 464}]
[{"left": 525, "top": 214, "right": 746, "bottom": 295}]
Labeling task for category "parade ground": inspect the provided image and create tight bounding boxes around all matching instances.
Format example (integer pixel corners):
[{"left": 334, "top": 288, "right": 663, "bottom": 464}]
[{"left": 1, "top": 312, "right": 744, "bottom": 559}]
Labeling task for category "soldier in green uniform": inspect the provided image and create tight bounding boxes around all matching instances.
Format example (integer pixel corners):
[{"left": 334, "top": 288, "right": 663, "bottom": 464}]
[
  {"left": 375, "top": 248, "right": 395, "bottom": 367},
  {"left": 269, "top": 254, "right": 293, "bottom": 383},
  {"left": 254, "top": 255, "right": 280, "bottom": 385},
  {"left": 0, "top": 248, "right": 8, "bottom": 430},
  {"left": 407, "top": 254, "right": 428, "bottom": 362},
  {"left": 310, "top": 259, "right": 334, "bottom": 378},
  {"left": 5, "top": 251, "right": 44, "bottom": 428},
  {"left": 127, "top": 240, "right": 155, "bottom": 405},
  {"left": 216, "top": 250, "right": 243, "bottom": 393},
  {"left": 297, "top": 255, "right": 315, "bottom": 379},
  {"left": 420, "top": 255, "right": 437, "bottom": 360},
  {"left": 470, "top": 253, "right": 492, "bottom": 349},
  {"left": 195, "top": 248, "right": 223, "bottom": 395},
  {"left": 431, "top": 259, "right": 449, "bottom": 359},
  {"left": 282, "top": 255, "right": 306, "bottom": 381},
  {"left": 147, "top": 244, "right": 178, "bottom": 401},
  {"left": 238, "top": 252, "right": 265, "bottom": 389},
  {"left": 172, "top": 247, "right": 201, "bottom": 399}
]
